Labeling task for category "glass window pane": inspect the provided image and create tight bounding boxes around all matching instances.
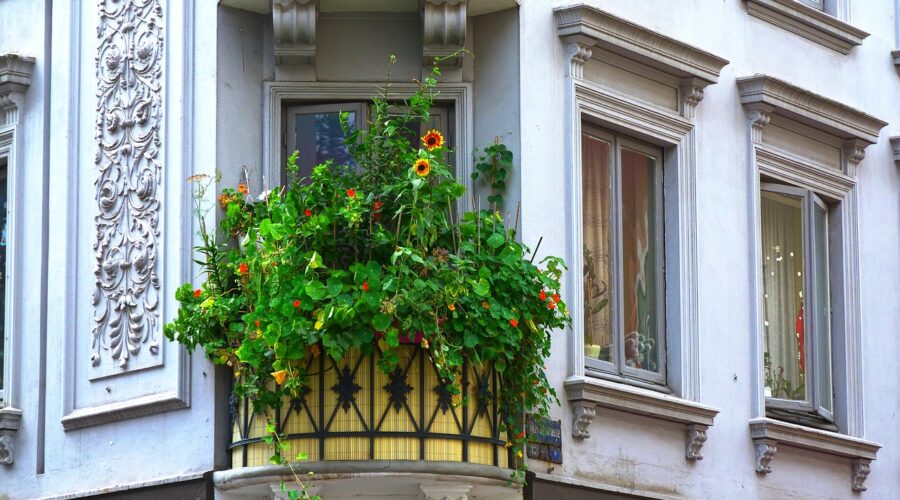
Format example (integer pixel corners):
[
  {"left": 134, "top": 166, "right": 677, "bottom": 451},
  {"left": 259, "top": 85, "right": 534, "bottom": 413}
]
[
  {"left": 582, "top": 133, "right": 613, "bottom": 364},
  {"left": 761, "top": 191, "right": 807, "bottom": 401},
  {"left": 798, "top": 0, "right": 825, "bottom": 11},
  {"left": 294, "top": 110, "right": 357, "bottom": 179},
  {"left": 620, "top": 148, "right": 660, "bottom": 373},
  {"left": 0, "top": 156, "right": 6, "bottom": 391},
  {"left": 813, "top": 201, "right": 833, "bottom": 415}
]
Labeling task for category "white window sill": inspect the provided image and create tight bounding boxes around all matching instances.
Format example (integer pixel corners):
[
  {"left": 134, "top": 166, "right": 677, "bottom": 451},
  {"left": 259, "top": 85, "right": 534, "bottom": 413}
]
[
  {"left": 564, "top": 376, "right": 719, "bottom": 460},
  {"left": 745, "top": 0, "right": 869, "bottom": 54},
  {"left": 749, "top": 417, "right": 881, "bottom": 491},
  {"left": 0, "top": 406, "right": 22, "bottom": 466}
]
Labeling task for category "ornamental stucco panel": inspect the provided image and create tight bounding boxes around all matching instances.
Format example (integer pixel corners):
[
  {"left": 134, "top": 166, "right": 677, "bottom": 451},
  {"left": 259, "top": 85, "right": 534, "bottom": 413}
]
[{"left": 92, "top": 0, "right": 164, "bottom": 376}]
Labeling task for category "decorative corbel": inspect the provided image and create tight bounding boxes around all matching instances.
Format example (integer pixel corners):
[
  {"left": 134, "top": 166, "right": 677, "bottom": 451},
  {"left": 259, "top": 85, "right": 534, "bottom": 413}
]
[
  {"left": 423, "top": 0, "right": 467, "bottom": 68},
  {"left": 892, "top": 50, "right": 900, "bottom": 78},
  {"left": 851, "top": 458, "right": 871, "bottom": 492},
  {"left": 842, "top": 139, "right": 867, "bottom": 177},
  {"left": 753, "top": 437, "right": 777, "bottom": 474},
  {"left": 571, "top": 401, "right": 596, "bottom": 438},
  {"left": 889, "top": 136, "right": 900, "bottom": 166},
  {"left": 273, "top": 0, "right": 317, "bottom": 66},
  {"left": 0, "top": 54, "right": 35, "bottom": 125},
  {"left": 746, "top": 104, "right": 773, "bottom": 145},
  {"left": 685, "top": 423, "right": 708, "bottom": 461},
  {"left": 679, "top": 78, "right": 708, "bottom": 120},
  {"left": 562, "top": 37, "right": 593, "bottom": 80},
  {"left": 420, "top": 483, "right": 473, "bottom": 500},
  {"left": 0, "top": 407, "right": 22, "bottom": 465}
]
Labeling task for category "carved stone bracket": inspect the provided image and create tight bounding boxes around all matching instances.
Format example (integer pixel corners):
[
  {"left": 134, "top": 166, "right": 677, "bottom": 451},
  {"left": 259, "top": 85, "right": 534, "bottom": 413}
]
[
  {"left": 420, "top": 483, "right": 473, "bottom": 500},
  {"left": 571, "top": 401, "right": 596, "bottom": 439},
  {"left": 680, "top": 78, "right": 708, "bottom": 120},
  {"left": 753, "top": 437, "right": 778, "bottom": 473},
  {"left": 891, "top": 136, "right": 900, "bottom": 165},
  {"left": 0, "top": 407, "right": 22, "bottom": 465},
  {"left": 423, "top": 0, "right": 467, "bottom": 67},
  {"left": 685, "top": 423, "right": 708, "bottom": 461},
  {"left": 273, "top": 0, "right": 317, "bottom": 66},
  {"left": 563, "top": 39, "right": 593, "bottom": 80},
  {"left": 851, "top": 458, "right": 871, "bottom": 492},
  {"left": 93, "top": 0, "right": 164, "bottom": 371},
  {"left": 0, "top": 54, "right": 35, "bottom": 125},
  {"left": 746, "top": 104, "right": 773, "bottom": 145},
  {"left": 842, "top": 139, "right": 867, "bottom": 177}
]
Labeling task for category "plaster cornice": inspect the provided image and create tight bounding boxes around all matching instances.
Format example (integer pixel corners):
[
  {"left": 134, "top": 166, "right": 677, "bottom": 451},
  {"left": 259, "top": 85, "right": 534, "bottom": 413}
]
[
  {"left": 744, "top": 0, "right": 868, "bottom": 54},
  {"left": 736, "top": 74, "right": 887, "bottom": 145},
  {"left": 554, "top": 4, "right": 729, "bottom": 84}
]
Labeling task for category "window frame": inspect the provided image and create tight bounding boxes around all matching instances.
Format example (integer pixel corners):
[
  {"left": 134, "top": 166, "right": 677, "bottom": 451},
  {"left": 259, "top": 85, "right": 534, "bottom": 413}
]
[
  {"left": 283, "top": 101, "right": 367, "bottom": 181},
  {"left": 581, "top": 124, "right": 667, "bottom": 387},
  {"left": 0, "top": 128, "right": 20, "bottom": 409},
  {"left": 760, "top": 182, "right": 834, "bottom": 423}
]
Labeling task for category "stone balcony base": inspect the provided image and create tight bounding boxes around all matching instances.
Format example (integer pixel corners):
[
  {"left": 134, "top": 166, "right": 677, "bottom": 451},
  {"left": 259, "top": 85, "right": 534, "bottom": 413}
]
[{"left": 213, "top": 461, "right": 522, "bottom": 500}]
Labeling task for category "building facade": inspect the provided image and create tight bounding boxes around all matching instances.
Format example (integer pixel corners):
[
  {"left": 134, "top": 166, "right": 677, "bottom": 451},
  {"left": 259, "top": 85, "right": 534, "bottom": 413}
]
[{"left": 1, "top": 0, "right": 899, "bottom": 498}]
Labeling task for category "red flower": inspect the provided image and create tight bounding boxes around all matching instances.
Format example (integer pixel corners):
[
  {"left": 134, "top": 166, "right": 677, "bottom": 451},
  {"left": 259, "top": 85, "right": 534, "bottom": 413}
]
[
  {"left": 346, "top": 188, "right": 356, "bottom": 198},
  {"left": 516, "top": 430, "right": 526, "bottom": 440},
  {"left": 539, "top": 290, "right": 547, "bottom": 301},
  {"left": 304, "top": 209, "right": 312, "bottom": 217},
  {"left": 254, "top": 320, "right": 260, "bottom": 328},
  {"left": 509, "top": 319, "right": 519, "bottom": 328},
  {"left": 552, "top": 293, "right": 560, "bottom": 303},
  {"left": 194, "top": 289, "right": 202, "bottom": 298},
  {"left": 293, "top": 299, "right": 301, "bottom": 309},
  {"left": 362, "top": 281, "right": 369, "bottom": 292},
  {"left": 239, "top": 262, "right": 248, "bottom": 274},
  {"left": 373, "top": 200, "right": 383, "bottom": 210},
  {"left": 547, "top": 301, "right": 557, "bottom": 310}
]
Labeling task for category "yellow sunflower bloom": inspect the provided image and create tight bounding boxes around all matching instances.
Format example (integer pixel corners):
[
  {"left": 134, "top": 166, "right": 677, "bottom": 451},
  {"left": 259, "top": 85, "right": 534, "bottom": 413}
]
[
  {"left": 413, "top": 158, "right": 431, "bottom": 177},
  {"left": 422, "top": 129, "right": 444, "bottom": 150}
]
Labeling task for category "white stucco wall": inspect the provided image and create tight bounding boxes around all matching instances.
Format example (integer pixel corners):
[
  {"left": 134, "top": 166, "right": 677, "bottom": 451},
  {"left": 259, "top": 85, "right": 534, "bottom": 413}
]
[{"left": 519, "top": 1, "right": 900, "bottom": 498}]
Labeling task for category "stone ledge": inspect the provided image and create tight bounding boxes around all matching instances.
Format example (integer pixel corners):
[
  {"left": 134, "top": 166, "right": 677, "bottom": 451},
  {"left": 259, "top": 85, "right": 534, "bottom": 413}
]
[
  {"left": 554, "top": 4, "right": 729, "bottom": 84},
  {"left": 736, "top": 74, "right": 887, "bottom": 145},
  {"left": 745, "top": 0, "right": 868, "bottom": 54},
  {"left": 565, "top": 376, "right": 719, "bottom": 460},
  {"left": 749, "top": 417, "right": 881, "bottom": 491}
]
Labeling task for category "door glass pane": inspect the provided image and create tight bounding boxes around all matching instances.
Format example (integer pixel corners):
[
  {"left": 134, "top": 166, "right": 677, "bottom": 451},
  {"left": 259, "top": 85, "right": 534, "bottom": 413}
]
[
  {"left": 0, "top": 157, "right": 6, "bottom": 391},
  {"left": 582, "top": 133, "right": 613, "bottom": 364},
  {"left": 294, "top": 110, "right": 357, "bottom": 179},
  {"left": 813, "top": 201, "right": 833, "bottom": 415},
  {"left": 761, "top": 191, "right": 806, "bottom": 401},
  {"left": 620, "top": 148, "right": 660, "bottom": 373}
]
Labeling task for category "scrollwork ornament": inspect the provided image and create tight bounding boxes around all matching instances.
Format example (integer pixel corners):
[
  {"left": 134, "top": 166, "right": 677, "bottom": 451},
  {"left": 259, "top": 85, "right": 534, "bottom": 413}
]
[
  {"left": 851, "top": 458, "right": 871, "bottom": 492},
  {"left": 572, "top": 401, "right": 596, "bottom": 438},
  {"left": 93, "top": 0, "right": 164, "bottom": 369},
  {"left": 685, "top": 424, "right": 707, "bottom": 460}
]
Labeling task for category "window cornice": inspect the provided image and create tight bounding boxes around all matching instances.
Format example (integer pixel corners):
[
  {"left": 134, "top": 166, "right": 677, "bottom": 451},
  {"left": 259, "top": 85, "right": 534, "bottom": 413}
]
[
  {"left": 737, "top": 74, "right": 887, "bottom": 146},
  {"left": 554, "top": 5, "right": 729, "bottom": 85},
  {"left": 744, "top": 0, "right": 868, "bottom": 54}
]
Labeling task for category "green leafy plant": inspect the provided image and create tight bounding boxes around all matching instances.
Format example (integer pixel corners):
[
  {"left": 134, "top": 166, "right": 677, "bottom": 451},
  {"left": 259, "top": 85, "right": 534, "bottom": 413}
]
[
  {"left": 472, "top": 141, "right": 513, "bottom": 210},
  {"left": 164, "top": 60, "right": 570, "bottom": 478}
]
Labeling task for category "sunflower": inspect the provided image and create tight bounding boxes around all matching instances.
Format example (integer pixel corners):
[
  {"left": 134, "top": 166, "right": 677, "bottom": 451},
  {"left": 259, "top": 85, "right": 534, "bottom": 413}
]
[
  {"left": 413, "top": 158, "right": 431, "bottom": 177},
  {"left": 422, "top": 129, "right": 444, "bottom": 151}
]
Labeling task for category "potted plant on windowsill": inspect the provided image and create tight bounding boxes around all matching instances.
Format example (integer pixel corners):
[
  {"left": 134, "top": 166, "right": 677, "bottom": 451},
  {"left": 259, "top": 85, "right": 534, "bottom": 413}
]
[{"left": 164, "top": 62, "right": 570, "bottom": 481}]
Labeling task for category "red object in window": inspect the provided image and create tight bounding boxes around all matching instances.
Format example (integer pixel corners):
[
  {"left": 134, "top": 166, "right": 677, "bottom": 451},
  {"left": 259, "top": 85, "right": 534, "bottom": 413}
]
[{"left": 796, "top": 304, "right": 805, "bottom": 372}]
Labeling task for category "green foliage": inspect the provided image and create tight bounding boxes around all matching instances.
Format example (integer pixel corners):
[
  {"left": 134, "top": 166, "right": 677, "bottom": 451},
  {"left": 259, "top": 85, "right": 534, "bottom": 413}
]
[
  {"left": 164, "top": 60, "right": 570, "bottom": 476},
  {"left": 472, "top": 142, "right": 513, "bottom": 210}
]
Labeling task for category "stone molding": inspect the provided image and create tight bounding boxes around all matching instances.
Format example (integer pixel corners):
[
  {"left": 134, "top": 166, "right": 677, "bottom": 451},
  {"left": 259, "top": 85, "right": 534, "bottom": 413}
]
[
  {"left": 892, "top": 49, "right": 900, "bottom": 76},
  {"left": 0, "top": 54, "right": 35, "bottom": 125},
  {"left": 565, "top": 376, "right": 719, "bottom": 461},
  {"left": 891, "top": 136, "right": 900, "bottom": 165},
  {"left": 749, "top": 418, "right": 880, "bottom": 490},
  {"left": 554, "top": 5, "right": 728, "bottom": 84},
  {"left": 737, "top": 74, "right": 887, "bottom": 145},
  {"left": 423, "top": 0, "right": 467, "bottom": 67},
  {"left": 273, "top": 0, "right": 317, "bottom": 66},
  {"left": 744, "top": 0, "right": 868, "bottom": 54},
  {"left": 0, "top": 407, "right": 22, "bottom": 465}
]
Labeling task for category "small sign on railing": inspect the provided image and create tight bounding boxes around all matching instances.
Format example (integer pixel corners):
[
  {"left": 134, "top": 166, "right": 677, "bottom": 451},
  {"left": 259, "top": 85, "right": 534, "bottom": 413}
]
[{"left": 525, "top": 414, "right": 563, "bottom": 463}]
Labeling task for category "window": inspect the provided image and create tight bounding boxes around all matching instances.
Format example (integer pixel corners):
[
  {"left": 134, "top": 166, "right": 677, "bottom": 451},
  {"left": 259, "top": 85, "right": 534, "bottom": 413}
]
[
  {"left": 760, "top": 182, "right": 834, "bottom": 428},
  {"left": 283, "top": 102, "right": 454, "bottom": 181},
  {"left": 797, "top": 0, "right": 825, "bottom": 11},
  {"left": 581, "top": 125, "right": 665, "bottom": 387},
  {"left": 0, "top": 155, "right": 6, "bottom": 402}
]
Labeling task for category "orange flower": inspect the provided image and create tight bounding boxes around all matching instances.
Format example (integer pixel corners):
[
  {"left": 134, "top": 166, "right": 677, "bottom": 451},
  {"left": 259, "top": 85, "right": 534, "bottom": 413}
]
[
  {"left": 194, "top": 288, "right": 202, "bottom": 298},
  {"left": 346, "top": 188, "right": 356, "bottom": 198},
  {"left": 552, "top": 293, "right": 561, "bottom": 303},
  {"left": 218, "top": 194, "right": 231, "bottom": 208},
  {"left": 271, "top": 370, "right": 287, "bottom": 385},
  {"left": 293, "top": 299, "right": 301, "bottom": 308},
  {"left": 509, "top": 319, "right": 519, "bottom": 328},
  {"left": 516, "top": 430, "right": 526, "bottom": 440},
  {"left": 304, "top": 209, "right": 312, "bottom": 217},
  {"left": 481, "top": 301, "right": 490, "bottom": 309},
  {"left": 539, "top": 290, "right": 547, "bottom": 301},
  {"left": 422, "top": 129, "right": 444, "bottom": 151},
  {"left": 239, "top": 262, "right": 248, "bottom": 274},
  {"left": 413, "top": 158, "right": 431, "bottom": 177},
  {"left": 362, "top": 281, "right": 369, "bottom": 292},
  {"left": 447, "top": 303, "right": 456, "bottom": 311},
  {"left": 547, "top": 301, "right": 557, "bottom": 310},
  {"left": 237, "top": 183, "right": 249, "bottom": 195}
]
